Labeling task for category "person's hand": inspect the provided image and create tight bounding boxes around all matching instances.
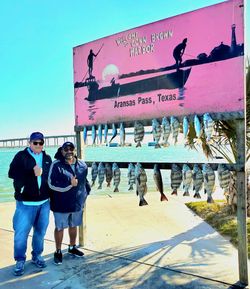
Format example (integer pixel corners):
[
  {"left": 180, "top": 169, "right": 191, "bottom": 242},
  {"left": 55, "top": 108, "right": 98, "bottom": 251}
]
[
  {"left": 33, "top": 164, "right": 43, "bottom": 176},
  {"left": 71, "top": 176, "right": 78, "bottom": 187}
]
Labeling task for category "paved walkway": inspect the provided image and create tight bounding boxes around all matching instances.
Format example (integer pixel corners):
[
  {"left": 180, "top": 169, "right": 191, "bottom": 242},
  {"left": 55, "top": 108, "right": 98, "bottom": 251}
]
[{"left": 0, "top": 193, "right": 249, "bottom": 289}]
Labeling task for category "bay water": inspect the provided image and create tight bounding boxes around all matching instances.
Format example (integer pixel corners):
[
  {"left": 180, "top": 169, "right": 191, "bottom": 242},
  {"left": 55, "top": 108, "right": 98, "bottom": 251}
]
[{"left": 0, "top": 142, "right": 224, "bottom": 203}]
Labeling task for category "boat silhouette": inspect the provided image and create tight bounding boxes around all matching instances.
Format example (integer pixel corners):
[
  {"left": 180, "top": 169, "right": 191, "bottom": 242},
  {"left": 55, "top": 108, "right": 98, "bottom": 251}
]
[{"left": 74, "top": 68, "right": 191, "bottom": 101}]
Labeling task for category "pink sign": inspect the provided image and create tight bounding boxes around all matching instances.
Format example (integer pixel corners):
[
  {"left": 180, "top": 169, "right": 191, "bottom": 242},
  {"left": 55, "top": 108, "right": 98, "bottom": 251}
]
[{"left": 73, "top": 0, "right": 244, "bottom": 127}]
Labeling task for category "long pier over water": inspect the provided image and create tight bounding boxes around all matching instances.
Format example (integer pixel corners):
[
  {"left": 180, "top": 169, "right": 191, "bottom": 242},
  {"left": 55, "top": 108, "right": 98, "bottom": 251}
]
[{"left": 0, "top": 135, "right": 76, "bottom": 148}]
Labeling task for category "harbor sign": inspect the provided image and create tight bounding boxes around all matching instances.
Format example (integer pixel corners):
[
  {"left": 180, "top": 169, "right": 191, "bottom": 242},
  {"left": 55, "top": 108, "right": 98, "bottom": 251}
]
[{"left": 73, "top": 0, "right": 244, "bottom": 127}]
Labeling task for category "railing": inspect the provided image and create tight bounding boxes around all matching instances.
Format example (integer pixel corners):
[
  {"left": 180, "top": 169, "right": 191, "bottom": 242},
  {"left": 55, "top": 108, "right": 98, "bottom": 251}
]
[{"left": 0, "top": 134, "right": 76, "bottom": 148}]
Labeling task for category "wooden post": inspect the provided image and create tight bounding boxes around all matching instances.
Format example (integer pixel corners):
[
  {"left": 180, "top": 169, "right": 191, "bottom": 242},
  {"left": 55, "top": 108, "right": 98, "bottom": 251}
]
[
  {"left": 75, "top": 130, "right": 86, "bottom": 247},
  {"left": 235, "top": 118, "right": 248, "bottom": 286}
]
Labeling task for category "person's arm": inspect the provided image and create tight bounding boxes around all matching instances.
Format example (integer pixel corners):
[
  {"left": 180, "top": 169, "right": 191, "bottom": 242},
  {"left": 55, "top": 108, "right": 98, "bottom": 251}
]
[
  {"left": 8, "top": 152, "right": 26, "bottom": 192},
  {"left": 181, "top": 44, "right": 186, "bottom": 56},
  {"left": 85, "top": 178, "right": 91, "bottom": 195},
  {"left": 8, "top": 152, "right": 23, "bottom": 179}
]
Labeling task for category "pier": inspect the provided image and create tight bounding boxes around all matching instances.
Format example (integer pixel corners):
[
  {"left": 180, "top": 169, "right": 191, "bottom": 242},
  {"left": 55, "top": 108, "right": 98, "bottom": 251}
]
[{"left": 0, "top": 134, "right": 76, "bottom": 148}]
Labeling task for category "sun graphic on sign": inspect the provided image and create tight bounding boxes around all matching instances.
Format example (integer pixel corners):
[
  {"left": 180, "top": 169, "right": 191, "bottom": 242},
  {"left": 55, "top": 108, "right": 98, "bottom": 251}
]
[{"left": 102, "top": 64, "right": 119, "bottom": 82}]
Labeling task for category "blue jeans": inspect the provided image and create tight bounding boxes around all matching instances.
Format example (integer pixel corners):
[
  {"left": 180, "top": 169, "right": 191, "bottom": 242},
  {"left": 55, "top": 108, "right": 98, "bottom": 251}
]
[{"left": 13, "top": 200, "right": 50, "bottom": 261}]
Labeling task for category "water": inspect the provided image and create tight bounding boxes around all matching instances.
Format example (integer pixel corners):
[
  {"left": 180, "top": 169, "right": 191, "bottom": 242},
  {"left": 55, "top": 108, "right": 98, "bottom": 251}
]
[{"left": 0, "top": 141, "right": 224, "bottom": 203}]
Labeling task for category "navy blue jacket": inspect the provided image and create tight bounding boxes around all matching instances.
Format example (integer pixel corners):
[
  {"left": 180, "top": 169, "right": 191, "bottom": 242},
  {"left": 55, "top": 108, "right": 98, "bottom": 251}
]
[
  {"left": 8, "top": 148, "right": 52, "bottom": 201},
  {"left": 48, "top": 157, "right": 90, "bottom": 213}
]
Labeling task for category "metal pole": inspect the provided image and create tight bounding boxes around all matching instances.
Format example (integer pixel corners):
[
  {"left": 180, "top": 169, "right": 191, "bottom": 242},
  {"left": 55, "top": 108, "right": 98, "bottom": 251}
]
[
  {"left": 235, "top": 119, "right": 248, "bottom": 286},
  {"left": 76, "top": 130, "right": 86, "bottom": 247}
]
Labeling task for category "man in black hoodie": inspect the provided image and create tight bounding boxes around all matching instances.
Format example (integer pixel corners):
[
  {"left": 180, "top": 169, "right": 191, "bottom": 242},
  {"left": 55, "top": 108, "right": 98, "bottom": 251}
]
[
  {"left": 48, "top": 142, "right": 90, "bottom": 265},
  {"left": 8, "top": 132, "right": 52, "bottom": 276}
]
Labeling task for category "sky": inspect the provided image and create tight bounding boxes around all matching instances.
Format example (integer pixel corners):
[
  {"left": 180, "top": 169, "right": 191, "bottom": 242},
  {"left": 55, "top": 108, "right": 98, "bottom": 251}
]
[{"left": 0, "top": 0, "right": 248, "bottom": 139}]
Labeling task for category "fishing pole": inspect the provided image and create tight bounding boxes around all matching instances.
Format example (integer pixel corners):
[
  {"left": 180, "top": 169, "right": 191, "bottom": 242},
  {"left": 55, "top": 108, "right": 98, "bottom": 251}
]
[
  {"left": 183, "top": 52, "right": 196, "bottom": 58},
  {"left": 75, "top": 43, "right": 104, "bottom": 96}
]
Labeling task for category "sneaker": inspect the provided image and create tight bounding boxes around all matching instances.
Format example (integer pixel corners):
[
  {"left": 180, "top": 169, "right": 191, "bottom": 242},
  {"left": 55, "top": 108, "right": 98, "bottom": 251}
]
[
  {"left": 31, "top": 255, "right": 47, "bottom": 268},
  {"left": 68, "top": 245, "right": 84, "bottom": 257},
  {"left": 13, "top": 260, "right": 25, "bottom": 276},
  {"left": 54, "top": 250, "right": 63, "bottom": 265}
]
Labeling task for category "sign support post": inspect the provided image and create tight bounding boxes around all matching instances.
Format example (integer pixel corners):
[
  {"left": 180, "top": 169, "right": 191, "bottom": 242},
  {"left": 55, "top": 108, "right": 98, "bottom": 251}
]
[
  {"left": 76, "top": 130, "right": 86, "bottom": 246},
  {"left": 236, "top": 118, "right": 248, "bottom": 286}
]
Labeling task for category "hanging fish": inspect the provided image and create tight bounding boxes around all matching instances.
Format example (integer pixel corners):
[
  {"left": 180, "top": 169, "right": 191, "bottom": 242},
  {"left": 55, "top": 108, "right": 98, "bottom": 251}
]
[
  {"left": 203, "top": 113, "right": 214, "bottom": 143},
  {"left": 91, "top": 162, "right": 98, "bottom": 187},
  {"left": 127, "top": 163, "right": 136, "bottom": 190},
  {"left": 120, "top": 123, "right": 126, "bottom": 146},
  {"left": 109, "top": 123, "right": 117, "bottom": 144},
  {"left": 97, "top": 124, "right": 102, "bottom": 144},
  {"left": 91, "top": 125, "right": 96, "bottom": 145},
  {"left": 170, "top": 164, "right": 182, "bottom": 195},
  {"left": 134, "top": 121, "right": 144, "bottom": 147},
  {"left": 192, "top": 164, "right": 203, "bottom": 198},
  {"left": 112, "top": 163, "right": 121, "bottom": 192},
  {"left": 97, "top": 162, "right": 105, "bottom": 189},
  {"left": 162, "top": 117, "right": 171, "bottom": 147},
  {"left": 217, "top": 164, "right": 231, "bottom": 202},
  {"left": 105, "top": 163, "right": 113, "bottom": 187},
  {"left": 83, "top": 126, "right": 88, "bottom": 145},
  {"left": 104, "top": 124, "right": 108, "bottom": 144},
  {"left": 170, "top": 116, "right": 180, "bottom": 145},
  {"left": 182, "top": 164, "right": 192, "bottom": 197},
  {"left": 194, "top": 115, "right": 202, "bottom": 139},
  {"left": 152, "top": 119, "right": 162, "bottom": 148},
  {"left": 202, "top": 163, "right": 215, "bottom": 203},
  {"left": 135, "top": 163, "right": 148, "bottom": 206},
  {"left": 183, "top": 116, "right": 189, "bottom": 139},
  {"left": 153, "top": 164, "right": 168, "bottom": 201}
]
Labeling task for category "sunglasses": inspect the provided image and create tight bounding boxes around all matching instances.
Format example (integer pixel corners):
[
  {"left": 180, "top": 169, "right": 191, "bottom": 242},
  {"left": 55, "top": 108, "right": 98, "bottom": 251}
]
[
  {"left": 32, "top": 141, "right": 44, "bottom": 146},
  {"left": 63, "top": 147, "right": 74, "bottom": 152}
]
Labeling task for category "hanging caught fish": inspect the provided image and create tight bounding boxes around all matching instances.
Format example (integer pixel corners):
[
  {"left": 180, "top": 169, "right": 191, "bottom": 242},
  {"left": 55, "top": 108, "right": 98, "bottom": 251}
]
[
  {"left": 192, "top": 164, "right": 203, "bottom": 198},
  {"left": 105, "top": 163, "right": 113, "bottom": 187},
  {"left": 120, "top": 123, "right": 126, "bottom": 146},
  {"left": 104, "top": 124, "right": 108, "bottom": 144},
  {"left": 183, "top": 116, "right": 189, "bottom": 139},
  {"left": 153, "top": 164, "right": 168, "bottom": 201},
  {"left": 194, "top": 115, "right": 202, "bottom": 139},
  {"left": 109, "top": 123, "right": 117, "bottom": 144},
  {"left": 98, "top": 124, "right": 102, "bottom": 144},
  {"left": 162, "top": 117, "right": 171, "bottom": 147},
  {"left": 203, "top": 113, "right": 214, "bottom": 143},
  {"left": 135, "top": 163, "right": 148, "bottom": 206},
  {"left": 217, "top": 164, "right": 231, "bottom": 202},
  {"left": 152, "top": 119, "right": 162, "bottom": 148},
  {"left": 127, "top": 163, "right": 136, "bottom": 190},
  {"left": 112, "top": 163, "right": 121, "bottom": 192},
  {"left": 170, "top": 116, "right": 180, "bottom": 145},
  {"left": 91, "top": 125, "right": 96, "bottom": 145},
  {"left": 202, "top": 163, "right": 215, "bottom": 203},
  {"left": 170, "top": 164, "right": 182, "bottom": 195},
  {"left": 97, "top": 162, "right": 105, "bottom": 189},
  {"left": 91, "top": 162, "right": 98, "bottom": 187},
  {"left": 83, "top": 126, "right": 88, "bottom": 145},
  {"left": 134, "top": 121, "right": 144, "bottom": 147},
  {"left": 182, "top": 164, "right": 192, "bottom": 197}
]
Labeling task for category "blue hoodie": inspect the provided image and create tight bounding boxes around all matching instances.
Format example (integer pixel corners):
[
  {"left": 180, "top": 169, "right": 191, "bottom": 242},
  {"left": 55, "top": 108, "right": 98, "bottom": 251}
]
[{"left": 48, "top": 151, "right": 90, "bottom": 213}]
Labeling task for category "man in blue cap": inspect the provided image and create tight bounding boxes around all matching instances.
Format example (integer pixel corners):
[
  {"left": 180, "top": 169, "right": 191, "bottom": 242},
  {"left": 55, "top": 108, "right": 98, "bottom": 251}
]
[
  {"left": 8, "top": 132, "right": 52, "bottom": 276},
  {"left": 48, "top": 141, "right": 90, "bottom": 265}
]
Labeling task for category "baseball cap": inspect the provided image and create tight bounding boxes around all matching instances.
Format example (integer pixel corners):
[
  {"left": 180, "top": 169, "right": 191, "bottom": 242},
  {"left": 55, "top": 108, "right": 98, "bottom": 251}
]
[
  {"left": 62, "top": 141, "right": 75, "bottom": 149},
  {"left": 30, "top": 132, "right": 44, "bottom": 141}
]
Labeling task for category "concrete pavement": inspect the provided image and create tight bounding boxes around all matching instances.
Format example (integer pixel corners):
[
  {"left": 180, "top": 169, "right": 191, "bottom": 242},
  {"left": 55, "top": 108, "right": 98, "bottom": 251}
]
[{"left": 0, "top": 193, "right": 249, "bottom": 289}]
